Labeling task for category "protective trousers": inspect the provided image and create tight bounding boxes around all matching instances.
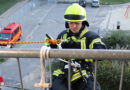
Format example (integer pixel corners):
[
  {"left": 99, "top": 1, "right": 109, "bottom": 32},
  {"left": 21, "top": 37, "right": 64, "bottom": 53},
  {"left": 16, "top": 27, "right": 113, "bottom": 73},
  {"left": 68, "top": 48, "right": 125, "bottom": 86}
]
[{"left": 50, "top": 76, "right": 101, "bottom": 90}]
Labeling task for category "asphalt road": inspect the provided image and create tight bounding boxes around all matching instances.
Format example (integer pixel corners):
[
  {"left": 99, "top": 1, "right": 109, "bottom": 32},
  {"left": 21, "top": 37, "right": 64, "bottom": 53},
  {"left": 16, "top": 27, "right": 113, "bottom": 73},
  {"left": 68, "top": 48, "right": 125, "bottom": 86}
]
[{"left": 0, "top": 1, "right": 112, "bottom": 90}]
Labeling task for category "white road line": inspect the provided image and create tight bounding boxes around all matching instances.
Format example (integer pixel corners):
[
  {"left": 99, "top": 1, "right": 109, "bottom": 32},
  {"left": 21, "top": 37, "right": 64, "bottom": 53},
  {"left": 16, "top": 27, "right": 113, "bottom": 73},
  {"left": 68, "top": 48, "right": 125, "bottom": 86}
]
[{"left": 20, "top": 4, "right": 56, "bottom": 48}]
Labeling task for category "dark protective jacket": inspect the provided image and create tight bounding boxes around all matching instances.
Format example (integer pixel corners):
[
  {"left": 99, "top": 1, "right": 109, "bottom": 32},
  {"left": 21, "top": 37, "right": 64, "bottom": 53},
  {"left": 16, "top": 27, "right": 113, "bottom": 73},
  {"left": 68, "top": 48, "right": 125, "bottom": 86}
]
[
  {"left": 52, "top": 25, "right": 106, "bottom": 79},
  {"left": 57, "top": 25, "right": 106, "bottom": 49},
  {"left": 51, "top": 26, "right": 106, "bottom": 90}
]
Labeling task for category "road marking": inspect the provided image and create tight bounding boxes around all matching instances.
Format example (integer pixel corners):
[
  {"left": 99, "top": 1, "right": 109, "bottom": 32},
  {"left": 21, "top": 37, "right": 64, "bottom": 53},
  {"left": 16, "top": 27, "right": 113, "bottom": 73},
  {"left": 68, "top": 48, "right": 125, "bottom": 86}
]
[{"left": 20, "top": 4, "right": 56, "bottom": 48}]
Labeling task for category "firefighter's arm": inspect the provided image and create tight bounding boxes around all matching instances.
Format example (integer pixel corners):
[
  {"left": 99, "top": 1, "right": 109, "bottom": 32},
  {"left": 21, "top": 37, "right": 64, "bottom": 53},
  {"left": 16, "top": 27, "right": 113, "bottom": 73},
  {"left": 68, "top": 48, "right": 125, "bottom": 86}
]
[{"left": 93, "top": 42, "right": 106, "bottom": 49}]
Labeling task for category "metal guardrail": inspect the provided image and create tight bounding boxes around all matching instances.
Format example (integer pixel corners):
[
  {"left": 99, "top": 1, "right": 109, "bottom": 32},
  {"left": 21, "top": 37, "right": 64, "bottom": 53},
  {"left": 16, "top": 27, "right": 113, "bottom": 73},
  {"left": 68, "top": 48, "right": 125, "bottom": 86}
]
[
  {"left": 1, "top": 49, "right": 130, "bottom": 59},
  {"left": 0, "top": 47, "right": 130, "bottom": 90}
]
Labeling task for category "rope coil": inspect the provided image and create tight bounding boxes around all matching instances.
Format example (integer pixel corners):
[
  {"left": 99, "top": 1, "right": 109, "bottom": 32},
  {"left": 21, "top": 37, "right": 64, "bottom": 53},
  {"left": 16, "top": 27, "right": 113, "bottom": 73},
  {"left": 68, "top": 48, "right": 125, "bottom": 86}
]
[{"left": 34, "top": 46, "right": 51, "bottom": 88}]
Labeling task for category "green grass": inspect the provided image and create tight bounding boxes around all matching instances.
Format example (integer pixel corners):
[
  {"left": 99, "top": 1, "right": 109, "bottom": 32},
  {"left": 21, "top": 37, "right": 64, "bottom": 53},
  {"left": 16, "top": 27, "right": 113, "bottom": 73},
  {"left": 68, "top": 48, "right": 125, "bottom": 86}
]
[
  {"left": 0, "top": 58, "right": 6, "bottom": 63},
  {"left": 101, "top": 0, "right": 130, "bottom": 5},
  {"left": 0, "top": 0, "right": 21, "bottom": 15},
  {"left": 0, "top": 0, "right": 130, "bottom": 15}
]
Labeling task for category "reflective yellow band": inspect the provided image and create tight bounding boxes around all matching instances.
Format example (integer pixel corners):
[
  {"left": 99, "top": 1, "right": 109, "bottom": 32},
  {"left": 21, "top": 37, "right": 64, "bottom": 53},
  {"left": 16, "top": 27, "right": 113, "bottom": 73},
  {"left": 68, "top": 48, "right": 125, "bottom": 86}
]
[
  {"left": 63, "top": 33, "right": 67, "bottom": 40},
  {"left": 80, "top": 28, "right": 88, "bottom": 38},
  {"left": 83, "top": 39, "right": 86, "bottom": 49},
  {"left": 85, "top": 59, "right": 94, "bottom": 63},
  {"left": 71, "top": 36, "right": 77, "bottom": 42},
  {"left": 53, "top": 72, "right": 60, "bottom": 76},
  {"left": 71, "top": 70, "right": 88, "bottom": 82},
  {"left": 81, "top": 40, "right": 83, "bottom": 49},
  {"left": 81, "top": 37, "right": 86, "bottom": 49},
  {"left": 71, "top": 73, "right": 81, "bottom": 82},
  {"left": 89, "top": 38, "right": 105, "bottom": 49},
  {"left": 81, "top": 40, "right": 86, "bottom": 49},
  {"left": 53, "top": 69, "right": 64, "bottom": 76}
]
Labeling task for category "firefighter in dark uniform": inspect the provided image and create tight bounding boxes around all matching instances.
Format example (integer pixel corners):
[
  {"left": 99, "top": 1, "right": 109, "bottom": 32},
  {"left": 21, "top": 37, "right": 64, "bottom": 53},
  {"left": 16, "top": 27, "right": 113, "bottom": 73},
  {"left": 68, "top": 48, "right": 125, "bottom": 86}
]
[{"left": 45, "top": 3, "right": 106, "bottom": 90}]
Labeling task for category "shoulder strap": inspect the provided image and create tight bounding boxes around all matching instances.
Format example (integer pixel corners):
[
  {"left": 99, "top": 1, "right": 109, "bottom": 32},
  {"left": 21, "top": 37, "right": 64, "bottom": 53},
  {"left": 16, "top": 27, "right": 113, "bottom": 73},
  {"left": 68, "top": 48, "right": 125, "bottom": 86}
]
[{"left": 79, "top": 28, "right": 88, "bottom": 39}]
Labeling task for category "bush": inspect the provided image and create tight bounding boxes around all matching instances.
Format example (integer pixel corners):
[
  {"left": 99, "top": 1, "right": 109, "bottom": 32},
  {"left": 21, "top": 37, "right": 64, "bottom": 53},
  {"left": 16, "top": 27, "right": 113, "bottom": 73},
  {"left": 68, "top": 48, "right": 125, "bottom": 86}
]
[
  {"left": 98, "top": 30, "right": 130, "bottom": 90},
  {"left": 102, "top": 30, "right": 129, "bottom": 49},
  {"left": 97, "top": 61, "right": 130, "bottom": 90}
]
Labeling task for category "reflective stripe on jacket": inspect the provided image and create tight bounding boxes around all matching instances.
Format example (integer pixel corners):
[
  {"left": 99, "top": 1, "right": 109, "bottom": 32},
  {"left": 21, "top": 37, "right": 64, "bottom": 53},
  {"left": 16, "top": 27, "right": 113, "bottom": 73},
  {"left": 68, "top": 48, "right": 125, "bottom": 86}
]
[
  {"left": 53, "top": 69, "right": 64, "bottom": 77},
  {"left": 53, "top": 69, "right": 89, "bottom": 82},
  {"left": 71, "top": 70, "right": 88, "bottom": 82}
]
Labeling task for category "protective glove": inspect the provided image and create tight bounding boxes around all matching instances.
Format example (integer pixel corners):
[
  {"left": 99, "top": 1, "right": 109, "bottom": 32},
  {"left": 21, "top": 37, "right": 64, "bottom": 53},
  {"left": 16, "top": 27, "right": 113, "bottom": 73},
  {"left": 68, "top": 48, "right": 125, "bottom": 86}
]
[
  {"left": 44, "top": 36, "right": 50, "bottom": 47},
  {"left": 44, "top": 34, "right": 58, "bottom": 48},
  {"left": 49, "top": 40, "right": 58, "bottom": 48},
  {"left": 61, "top": 38, "right": 80, "bottom": 48}
]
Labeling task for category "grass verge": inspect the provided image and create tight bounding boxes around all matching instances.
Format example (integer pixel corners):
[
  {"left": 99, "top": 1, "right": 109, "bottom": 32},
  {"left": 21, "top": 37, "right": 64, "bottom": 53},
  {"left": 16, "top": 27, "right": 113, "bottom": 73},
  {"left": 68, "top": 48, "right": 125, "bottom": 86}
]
[
  {"left": 0, "top": 58, "right": 6, "bottom": 63},
  {"left": 0, "top": 0, "right": 21, "bottom": 15},
  {"left": 101, "top": 0, "right": 130, "bottom": 5}
]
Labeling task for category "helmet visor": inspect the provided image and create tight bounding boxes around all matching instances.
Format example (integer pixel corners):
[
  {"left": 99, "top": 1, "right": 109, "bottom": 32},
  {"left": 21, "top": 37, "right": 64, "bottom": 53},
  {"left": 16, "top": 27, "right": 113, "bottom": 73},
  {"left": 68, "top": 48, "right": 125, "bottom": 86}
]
[{"left": 64, "top": 14, "right": 85, "bottom": 21}]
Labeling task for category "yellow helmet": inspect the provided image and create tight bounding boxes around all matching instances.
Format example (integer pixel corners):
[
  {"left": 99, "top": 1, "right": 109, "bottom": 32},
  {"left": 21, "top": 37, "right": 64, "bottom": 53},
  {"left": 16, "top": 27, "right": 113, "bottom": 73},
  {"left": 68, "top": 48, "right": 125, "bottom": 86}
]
[{"left": 64, "top": 3, "right": 87, "bottom": 22}]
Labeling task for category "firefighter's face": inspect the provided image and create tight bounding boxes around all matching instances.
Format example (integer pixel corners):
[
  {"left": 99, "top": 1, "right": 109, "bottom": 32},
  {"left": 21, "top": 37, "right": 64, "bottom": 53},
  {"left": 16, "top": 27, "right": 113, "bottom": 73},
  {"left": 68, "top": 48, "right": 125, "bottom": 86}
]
[{"left": 68, "top": 22, "right": 82, "bottom": 33}]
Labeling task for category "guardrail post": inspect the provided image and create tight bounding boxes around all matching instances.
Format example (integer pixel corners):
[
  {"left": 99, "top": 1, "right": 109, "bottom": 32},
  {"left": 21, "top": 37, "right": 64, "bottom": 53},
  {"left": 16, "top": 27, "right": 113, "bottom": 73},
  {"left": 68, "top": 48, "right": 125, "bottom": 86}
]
[
  {"left": 17, "top": 58, "right": 24, "bottom": 90},
  {"left": 68, "top": 60, "right": 71, "bottom": 90},
  {"left": 119, "top": 61, "right": 125, "bottom": 90},
  {"left": 94, "top": 60, "right": 98, "bottom": 90}
]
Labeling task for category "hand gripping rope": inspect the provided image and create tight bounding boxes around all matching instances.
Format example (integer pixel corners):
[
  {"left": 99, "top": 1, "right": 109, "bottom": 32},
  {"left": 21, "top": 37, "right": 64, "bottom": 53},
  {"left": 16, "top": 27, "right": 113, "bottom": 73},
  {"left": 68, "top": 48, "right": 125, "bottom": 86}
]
[{"left": 34, "top": 46, "right": 52, "bottom": 88}]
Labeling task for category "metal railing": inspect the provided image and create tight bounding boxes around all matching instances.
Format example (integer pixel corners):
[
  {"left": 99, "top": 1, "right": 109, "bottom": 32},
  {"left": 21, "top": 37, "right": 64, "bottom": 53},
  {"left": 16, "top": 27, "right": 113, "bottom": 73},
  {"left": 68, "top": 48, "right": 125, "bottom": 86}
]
[{"left": 0, "top": 47, "right": 130, "bottom": 90}]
